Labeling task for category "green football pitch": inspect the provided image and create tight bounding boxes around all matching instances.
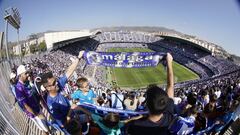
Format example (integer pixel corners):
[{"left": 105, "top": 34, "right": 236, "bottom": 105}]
[{"left": 106, "top": 48, "right": 199, "bottom": 88}]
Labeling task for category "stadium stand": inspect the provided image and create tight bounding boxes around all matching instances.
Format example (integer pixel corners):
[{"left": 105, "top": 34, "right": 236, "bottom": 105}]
[{"left": 1, "top": 30, "right": 240, "bottom": 135}]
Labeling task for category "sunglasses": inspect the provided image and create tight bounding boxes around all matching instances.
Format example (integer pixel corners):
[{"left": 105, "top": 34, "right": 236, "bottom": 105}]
[{"left": 47, "top": 79, "right": 58, "bottom": 87}]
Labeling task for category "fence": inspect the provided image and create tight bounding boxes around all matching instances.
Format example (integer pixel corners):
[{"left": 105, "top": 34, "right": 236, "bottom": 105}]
[{"left": 0, "top": 61, "right": 63, "bottom": 135}]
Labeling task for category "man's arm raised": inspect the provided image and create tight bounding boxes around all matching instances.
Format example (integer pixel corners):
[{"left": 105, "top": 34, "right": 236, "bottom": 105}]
[
  {"left": 65, "top": 51, "right": 84, "bottom": 79},
  {"left": 166, "top": 53, "right": 174, "bottom": 99}
]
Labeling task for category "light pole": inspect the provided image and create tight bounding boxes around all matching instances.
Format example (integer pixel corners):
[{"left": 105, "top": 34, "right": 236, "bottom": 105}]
[
  {"left": 4, "top": 7, "right": 21, "bottom": 65},
  {"left": 0, "top": 32, "right": 4, "bottom": 62},
  {"left": 4, "top": 19, "right": 9, "bottom": 60}
]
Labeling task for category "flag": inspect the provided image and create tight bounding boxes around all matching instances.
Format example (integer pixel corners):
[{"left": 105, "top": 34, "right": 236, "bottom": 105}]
[{"left": 84, "top": 51, "right": 165, "bottom": 68}]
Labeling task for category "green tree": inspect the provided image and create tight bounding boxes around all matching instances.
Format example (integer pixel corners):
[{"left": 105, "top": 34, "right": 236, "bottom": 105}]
[
  {"left": 39, "top": 41, "right": 47, "bottom": 52},
  {"left": 21, "top": 46, "right": 26, "bottom": 56},
  {"left": 0, "top": 49, "right": 6, "bottom": 58},
  {"left": 29, "top": 44, "right": 36, "bottom": 54}
]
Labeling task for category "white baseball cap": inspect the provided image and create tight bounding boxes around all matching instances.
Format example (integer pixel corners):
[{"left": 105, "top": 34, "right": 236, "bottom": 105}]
[
  {"left": 40, "top": 85, "right": 46, "bottom": 91},
  {"left": 17, "top": 65, "right": 27, "bottom": 76},
  {"left": 10, "top": 72, "right": 16, "bottom": 79}
]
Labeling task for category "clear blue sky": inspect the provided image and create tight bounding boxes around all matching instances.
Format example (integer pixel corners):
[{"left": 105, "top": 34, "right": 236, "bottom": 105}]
[{"left": 1, "top": 0, "right": 240, "bottom": 56}]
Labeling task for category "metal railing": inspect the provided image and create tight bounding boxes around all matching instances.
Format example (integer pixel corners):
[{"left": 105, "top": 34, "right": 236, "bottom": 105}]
[{"left": 0, "top": 61, "right": 63, "bottom": 135}]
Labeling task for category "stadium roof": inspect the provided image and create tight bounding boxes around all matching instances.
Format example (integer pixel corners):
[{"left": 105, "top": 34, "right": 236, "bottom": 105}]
[{"left": 44, "top": 30, "right": 92, "bottom": 50}]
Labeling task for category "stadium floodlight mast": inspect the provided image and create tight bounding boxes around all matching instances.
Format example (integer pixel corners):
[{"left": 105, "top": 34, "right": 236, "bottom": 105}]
[{"left": 4, "top": 7, "right": 21, "bottom": 64}]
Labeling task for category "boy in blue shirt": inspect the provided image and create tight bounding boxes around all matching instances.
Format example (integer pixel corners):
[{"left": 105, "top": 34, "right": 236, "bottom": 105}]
[{"left": 71, "top": 77, "right": 96, "bottom": 104}]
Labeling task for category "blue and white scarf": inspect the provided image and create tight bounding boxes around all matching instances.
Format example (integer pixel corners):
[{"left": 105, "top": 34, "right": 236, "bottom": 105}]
[{"left": 84, "top": 51, "right": 165, "bottom": 68}]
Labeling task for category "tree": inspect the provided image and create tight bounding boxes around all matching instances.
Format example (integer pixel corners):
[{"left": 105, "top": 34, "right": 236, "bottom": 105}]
[
  {"left": 29, "top": 44, "right": 36, "bottom": 54},
  {"left": 39, "top": 41, "right": 47, "bottom": 52},
  {"left": 28, "top": 34, "right": 38, "bottom": 40},
  {"left": 21, "top": 46, "right": 27, "bottom": 56},
  {"left": 0, "top": 49, "right": 6, "bottom": 58}
]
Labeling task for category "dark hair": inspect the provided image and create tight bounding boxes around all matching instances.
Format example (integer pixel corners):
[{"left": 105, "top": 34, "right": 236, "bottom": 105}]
[
  {"left": 106, "top": 89, "right": 111, "bottom": 94},
  {"left": 186, "top": 105, "right": 198, "bottom": 116},
  {"left": 102, "top": 113, "right": 120, "bottom": 128},
  {"left": 129, "top": 92, "right": 136, "bottom": 106},
  {"left": 40, "top": 72, "right": 54, "bottom": 86},
  {"left": 102, "top": 93, "right": 106, "bottom": 99},
  {"left": 97, "top": 97, "right": 104, "bottom": 106},
  {"left": 10, "top": 78, "right": 17, "bottom": 85},
  {"left": 76, "top": 77, "right": 88, "bottom": 88},
  {"left": 201, "top": 90, "right": 208, "bottom": 96},
  {"left": 203, "top": 103, "right": 215, "bottom": 114},
  {"left": 187, "top": 93, "right": 197, "bottom": 105},
  {"left": 146, "top": 85, "right": 169, "bottom": 115},
  {"left": 65, "top": 119, "right": 82, "bottom": 135},
  {"left": 209, "top": 94, "right": 217, "bottom": 103}
]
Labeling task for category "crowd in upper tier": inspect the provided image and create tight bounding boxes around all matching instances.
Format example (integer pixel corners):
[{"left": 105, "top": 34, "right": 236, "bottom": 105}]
[{"left": 8, "top": 32, "right": 240, "bottom": 135}]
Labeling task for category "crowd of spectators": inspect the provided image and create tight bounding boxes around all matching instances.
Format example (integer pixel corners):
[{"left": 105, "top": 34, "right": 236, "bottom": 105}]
[
  {"left": 8, "top": 31, "right": 240, "bottom": 134},
  {"left": 158, "top": 39, "right": 240, "bottom": 75},
  {"left": 98, "top": 31, "right": 161, "bottom": 43},
  {"left": 148, "top": 44, "right": 213, "bottom": 78}
]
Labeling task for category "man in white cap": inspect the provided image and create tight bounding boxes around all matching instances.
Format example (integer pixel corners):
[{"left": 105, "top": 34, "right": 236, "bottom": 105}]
[{"left": 15, "top": 65, "right": 50, "bottom": 134}]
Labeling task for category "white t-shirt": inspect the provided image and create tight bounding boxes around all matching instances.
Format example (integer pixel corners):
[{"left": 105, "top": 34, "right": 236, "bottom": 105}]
[
  {"left": 138, "top": 96, "right": 145, "bottom": 104},
  {"left": 111, "top": 93, "right": 124, "bottom": 109},
  {"left": 173, "top": 97, "right": 182, "bottom": 105},
  {"left": 124, "top": 98, "right": 138, "bottom": 111},
  {"left": 215, "top": 90, "right": 221, "bottom": 99}
]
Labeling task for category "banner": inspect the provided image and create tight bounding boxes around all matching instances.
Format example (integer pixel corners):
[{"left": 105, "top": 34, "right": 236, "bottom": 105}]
[
  {"left": 84, "top": 51, "right": 166, "bottom": 68},
  {"left": 79, "top": 103, "right": 148, "bottom": 119}
]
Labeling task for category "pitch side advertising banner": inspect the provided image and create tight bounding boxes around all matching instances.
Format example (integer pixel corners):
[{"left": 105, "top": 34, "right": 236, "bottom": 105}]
[{"left": 84, "top": 51, "right": 165, "bottom": 68}]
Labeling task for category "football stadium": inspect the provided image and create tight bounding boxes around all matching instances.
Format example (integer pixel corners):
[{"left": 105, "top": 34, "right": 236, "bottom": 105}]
[
  {"left": 1, "top": 28, "right": 240, "bottom": 135},
  {"left": 1, "top": 2, "right": 240, "bottom": 135},
  {"left": 107, "top": 47, "right": 199, "bottom": 88}
]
